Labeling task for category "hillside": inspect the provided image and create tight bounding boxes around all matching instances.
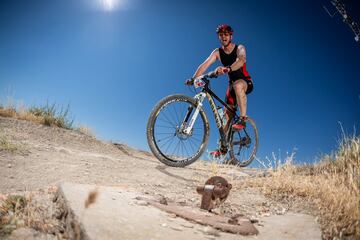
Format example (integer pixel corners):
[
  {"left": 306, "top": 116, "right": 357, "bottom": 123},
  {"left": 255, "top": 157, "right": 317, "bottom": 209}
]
[{"left": 0, "top": 116, "right": 323, "bottom": 239}]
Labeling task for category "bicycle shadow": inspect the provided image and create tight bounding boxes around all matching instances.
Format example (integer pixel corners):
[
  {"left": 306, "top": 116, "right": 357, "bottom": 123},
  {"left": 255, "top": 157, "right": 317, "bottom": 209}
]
[{"left": 155, "top": 165, "right": 194, "bottom": 184}]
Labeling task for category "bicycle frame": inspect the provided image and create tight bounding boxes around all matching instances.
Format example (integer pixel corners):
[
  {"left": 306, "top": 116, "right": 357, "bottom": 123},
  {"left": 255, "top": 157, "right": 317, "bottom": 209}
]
[{"left": 183, "top": 79, "right": 239, "bottom": 152}]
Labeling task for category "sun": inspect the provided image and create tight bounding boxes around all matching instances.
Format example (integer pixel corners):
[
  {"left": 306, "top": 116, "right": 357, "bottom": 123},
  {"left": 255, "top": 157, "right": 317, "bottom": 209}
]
[{"left": 100, "top": 0, "right": 120, "bottom": 11}]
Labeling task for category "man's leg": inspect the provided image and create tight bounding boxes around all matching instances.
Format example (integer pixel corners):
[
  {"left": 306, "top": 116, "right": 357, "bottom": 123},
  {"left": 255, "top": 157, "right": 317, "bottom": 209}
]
[
  {"left": 224, "top": 106, "right": 234, "bottom": 133},
  {"left": 232, "top": 79, "right": 248, "bottom": 118},
  {"left": 209, "top": 86, "right": 235, "bottom": 157},
  {"left": 223, "top": 85, "right": 236, "bottom": 133}
]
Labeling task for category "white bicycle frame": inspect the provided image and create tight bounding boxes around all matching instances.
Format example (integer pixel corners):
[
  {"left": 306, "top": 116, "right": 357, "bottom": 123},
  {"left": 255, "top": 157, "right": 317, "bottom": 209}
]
[{"left": 183, "top": 92, "right": 206, "bottom": 134}]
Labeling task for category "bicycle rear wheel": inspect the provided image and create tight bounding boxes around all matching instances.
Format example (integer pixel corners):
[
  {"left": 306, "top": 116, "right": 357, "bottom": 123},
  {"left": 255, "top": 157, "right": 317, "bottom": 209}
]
[
  {"left": 146, "top": 94, "right": 210, "bottom": 167},
  {"left": 228, "top": 117, "right": 258, "bottom": 167}
]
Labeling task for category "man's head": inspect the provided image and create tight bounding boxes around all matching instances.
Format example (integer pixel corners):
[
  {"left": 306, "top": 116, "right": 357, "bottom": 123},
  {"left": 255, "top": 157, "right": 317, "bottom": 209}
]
[{"left": 216, "top": 24, "right": 233, "bottom": 47}]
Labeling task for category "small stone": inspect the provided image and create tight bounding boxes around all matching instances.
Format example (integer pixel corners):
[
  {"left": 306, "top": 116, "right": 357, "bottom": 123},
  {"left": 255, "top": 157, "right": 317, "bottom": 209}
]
[
  {"left": 201, "top": 227, "right": 220, "bottom": 237},
  {"left": 180, "top": 223, "right": 194, "bottom": 228},
  {"left": 161, "top": 223, "right": 168, "bottom": 227},
  {"left": 7, "top": 164, "right": 12, "bottom": 168},
  {"left": 170, "top": 226, "right": 183, "bottom": 231},
  {"left": 0, "top": 194, "right": 7, "bottom": 201},
  {"left": 250, "top": 218, "right": 259, "bottom": 223},
  {"left": 167, "top": 213, "right": 177, "bottom": 218},
  {"left": 135, "top": 200, "right": 149, "bottom": 206},
  {"left": 159, "top": 197, "right": 168, "bottom": 205},
  {"left": 228, "top": 218, "right": 238, "bottom": 225}
]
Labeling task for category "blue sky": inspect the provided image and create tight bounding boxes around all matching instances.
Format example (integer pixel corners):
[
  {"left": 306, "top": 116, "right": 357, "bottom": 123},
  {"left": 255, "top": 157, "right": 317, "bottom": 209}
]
[{"left": 0, "top": 0, "right": 359, "bottom": 166}]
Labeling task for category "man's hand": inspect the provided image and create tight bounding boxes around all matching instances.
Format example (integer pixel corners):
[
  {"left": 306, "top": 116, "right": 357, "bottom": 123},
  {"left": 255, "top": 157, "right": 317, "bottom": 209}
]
[
  {"left": 215, "top": 66, "right": 230, "bottom": 75},
  {"left": 185, "top": 78, "right": 195, "bottom": 86}
]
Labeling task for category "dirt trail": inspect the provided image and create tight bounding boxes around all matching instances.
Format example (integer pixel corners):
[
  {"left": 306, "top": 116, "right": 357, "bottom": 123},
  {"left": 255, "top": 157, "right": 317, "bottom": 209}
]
[{"left": 0, "top": 116, "right": 321, "bottom": 239}]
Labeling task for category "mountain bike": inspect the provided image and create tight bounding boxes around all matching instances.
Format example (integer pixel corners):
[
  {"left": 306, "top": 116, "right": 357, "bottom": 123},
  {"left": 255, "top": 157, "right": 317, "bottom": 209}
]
[{"left": 146, "top": 70, "right": 259, "bottom": 167}]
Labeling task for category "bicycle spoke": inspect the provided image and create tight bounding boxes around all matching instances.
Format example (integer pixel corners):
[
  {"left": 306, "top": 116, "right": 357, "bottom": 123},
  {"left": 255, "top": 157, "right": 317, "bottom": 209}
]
[
  {"left": 173, "top": 138, "right": 181, "bottom": 159},
  {"left": 229, "top": 118, "right": 258, "bottom": 167},
  {"left": 159, "top": 137, "right": 175, "bottom": 150},
  {"left": 160, "top": 113, "right": 176, "bottom": 129},
  {"left": 157, "top": 135, "right": 175, "bottom": 145},
  {"left": 148, "top": 95, "right": 209, "bottom": 166},
  {"left": 155, "top": 125, "right": 176, "bottom": 129},
  {"left": 188, "top": 138, "right": 199, "bottom": 152},
  {"left": 164, "top": 137, "right": 176, "bottom": 155},
  {"left": 172, "top": 102, "right": 181, "bottom": 126}
]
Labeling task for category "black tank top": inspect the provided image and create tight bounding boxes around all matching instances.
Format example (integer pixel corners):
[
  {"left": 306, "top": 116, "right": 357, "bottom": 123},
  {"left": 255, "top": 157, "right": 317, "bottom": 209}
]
[{"left": 219, "top": 45, "right": 251, "bottom": 83}]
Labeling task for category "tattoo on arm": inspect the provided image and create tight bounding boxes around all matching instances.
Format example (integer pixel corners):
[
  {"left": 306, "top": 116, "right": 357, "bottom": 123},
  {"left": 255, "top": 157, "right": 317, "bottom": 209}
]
[{"left": 237, "top": 45, "right": 246, "bottom": 62}]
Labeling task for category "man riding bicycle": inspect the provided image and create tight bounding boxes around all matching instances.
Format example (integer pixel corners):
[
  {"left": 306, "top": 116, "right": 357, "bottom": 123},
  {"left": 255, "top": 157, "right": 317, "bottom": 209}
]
[{"left": 187, "top": 24, "right": 254, "bottom": 157}]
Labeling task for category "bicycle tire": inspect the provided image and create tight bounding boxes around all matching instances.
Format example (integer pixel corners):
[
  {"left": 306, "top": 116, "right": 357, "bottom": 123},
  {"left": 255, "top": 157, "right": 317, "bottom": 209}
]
[
  {"left": 146, "top": 94, "right": 210, "bottom": 167},
  {"left": 228, "top": 117, "right": 259, "bottom": 167}
]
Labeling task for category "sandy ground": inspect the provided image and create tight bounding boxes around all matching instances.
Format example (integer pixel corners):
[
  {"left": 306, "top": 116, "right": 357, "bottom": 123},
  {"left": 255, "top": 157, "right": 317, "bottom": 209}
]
[{"left": 0, "top": 116, "right": 319, "bottom": 239}]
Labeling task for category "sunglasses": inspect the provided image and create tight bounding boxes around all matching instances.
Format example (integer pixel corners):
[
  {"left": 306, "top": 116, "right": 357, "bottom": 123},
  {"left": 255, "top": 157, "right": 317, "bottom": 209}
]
[{"left": 219, "top": 32, "right": 230, "bottom": 37}]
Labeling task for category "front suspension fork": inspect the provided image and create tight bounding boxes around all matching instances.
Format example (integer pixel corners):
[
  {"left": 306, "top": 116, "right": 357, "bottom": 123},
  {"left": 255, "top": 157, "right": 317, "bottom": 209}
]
[{"left": 182, "top": 93, "right": 206, "bottom": 135}]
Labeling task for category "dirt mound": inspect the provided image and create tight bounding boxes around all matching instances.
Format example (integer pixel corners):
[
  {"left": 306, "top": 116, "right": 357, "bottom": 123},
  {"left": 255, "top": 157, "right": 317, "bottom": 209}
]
[{"left": 0, "top": 116, "right": 321, "bottom": 239}]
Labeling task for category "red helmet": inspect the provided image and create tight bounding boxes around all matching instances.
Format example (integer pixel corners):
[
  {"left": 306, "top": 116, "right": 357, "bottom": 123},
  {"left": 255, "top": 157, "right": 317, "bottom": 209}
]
[{"left": 216, "top": 24, "right": 233, "bottom": 34}]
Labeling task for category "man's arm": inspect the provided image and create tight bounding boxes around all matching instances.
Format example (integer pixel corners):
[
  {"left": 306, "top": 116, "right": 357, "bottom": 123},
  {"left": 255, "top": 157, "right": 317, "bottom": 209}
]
[
  {"left": 228, "top": 45, "right": 246, "bottom": 72},
  {"left": 193, "top": 49, "right": 219, "bottom": 78}
]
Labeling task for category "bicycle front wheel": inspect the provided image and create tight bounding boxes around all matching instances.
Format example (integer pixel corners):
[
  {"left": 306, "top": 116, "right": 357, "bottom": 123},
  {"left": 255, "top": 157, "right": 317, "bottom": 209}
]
[
  {"left": 146, "top": 94, "right": 210, "bottom": 167},
  {"left": 228, "top": 117, "right": 259, "bottom": 167}
]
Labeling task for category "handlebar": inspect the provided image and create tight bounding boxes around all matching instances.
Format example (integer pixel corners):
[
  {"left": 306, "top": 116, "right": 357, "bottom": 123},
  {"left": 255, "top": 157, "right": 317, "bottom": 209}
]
[
  {"left": 202, "top": 70, "right": 218, "bottom": 79},
  {"left": 185, "top": 70, "right": 219, "bottom": 86}
]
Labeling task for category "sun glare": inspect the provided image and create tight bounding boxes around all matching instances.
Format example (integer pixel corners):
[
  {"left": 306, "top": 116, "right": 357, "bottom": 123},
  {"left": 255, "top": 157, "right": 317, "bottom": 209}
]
[{"left": 99, "top": 0, "right": 125, "bottom": 11}]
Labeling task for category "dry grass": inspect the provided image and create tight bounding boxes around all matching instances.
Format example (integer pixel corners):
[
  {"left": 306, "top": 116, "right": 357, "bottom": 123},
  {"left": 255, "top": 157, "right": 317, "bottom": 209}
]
[
  {"left": 0, "top": 187, "right": 64, "bottom": 238},
  {"left": 0, "top": 134, "right": 18, "bottom": 153},
  {"left": 0, "top": 195, "right": 27, "bottom": 236},
  {"left": 248, "top": 134, "right": 360, "bottom": 239},
  {"left": 77, "top": 125, "right": 95, "bottom": 137},
  {"left": 0, "top": 101, "right": 74, "bottom": 129}
]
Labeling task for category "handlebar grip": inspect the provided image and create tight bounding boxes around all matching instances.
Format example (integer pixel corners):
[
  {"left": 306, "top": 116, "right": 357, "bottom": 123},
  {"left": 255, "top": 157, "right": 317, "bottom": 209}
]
[
  {"left": 208, "top": 71, "right": 218, "bottom": 78},
  {"left": 185, "top": 78, "right": 194, "bottom": 86}
]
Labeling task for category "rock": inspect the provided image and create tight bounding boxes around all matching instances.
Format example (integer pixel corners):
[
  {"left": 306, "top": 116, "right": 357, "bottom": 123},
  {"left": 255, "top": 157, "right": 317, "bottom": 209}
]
[
  {"left": 0, "top": 194, "right": 7, "bottom": 201},
  {"left": 159, "top": 196, "right": 168, "bottom": 205},
  {"left": 178, "top": 200, "right": 187, "bottom": 206},
  {"left": 228, "top": 218, "right": 238, "bottom": 225},
  {"left": 135, "top": 200, "right": 149, "bottom": 206},
  {"left": 261, "top": 212, "right": 271, "bottom": 217},
  {"left": 7, "top": 227, "right": 57, "bottom": 240},
  {"left": 200, "top": 226, "right": 220, "bottom": 237},
  {"left": 275, "top": 207, "right": 287, "bottom": 215},
  {"left": 170, "top": 226, "right": 183, "bottom": 231},
  {"left": 180, "top": 223, "right": 194, "bottom": 228},
  {"left": 250, "top": 218, "right": 259, "bottom": 223}
]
